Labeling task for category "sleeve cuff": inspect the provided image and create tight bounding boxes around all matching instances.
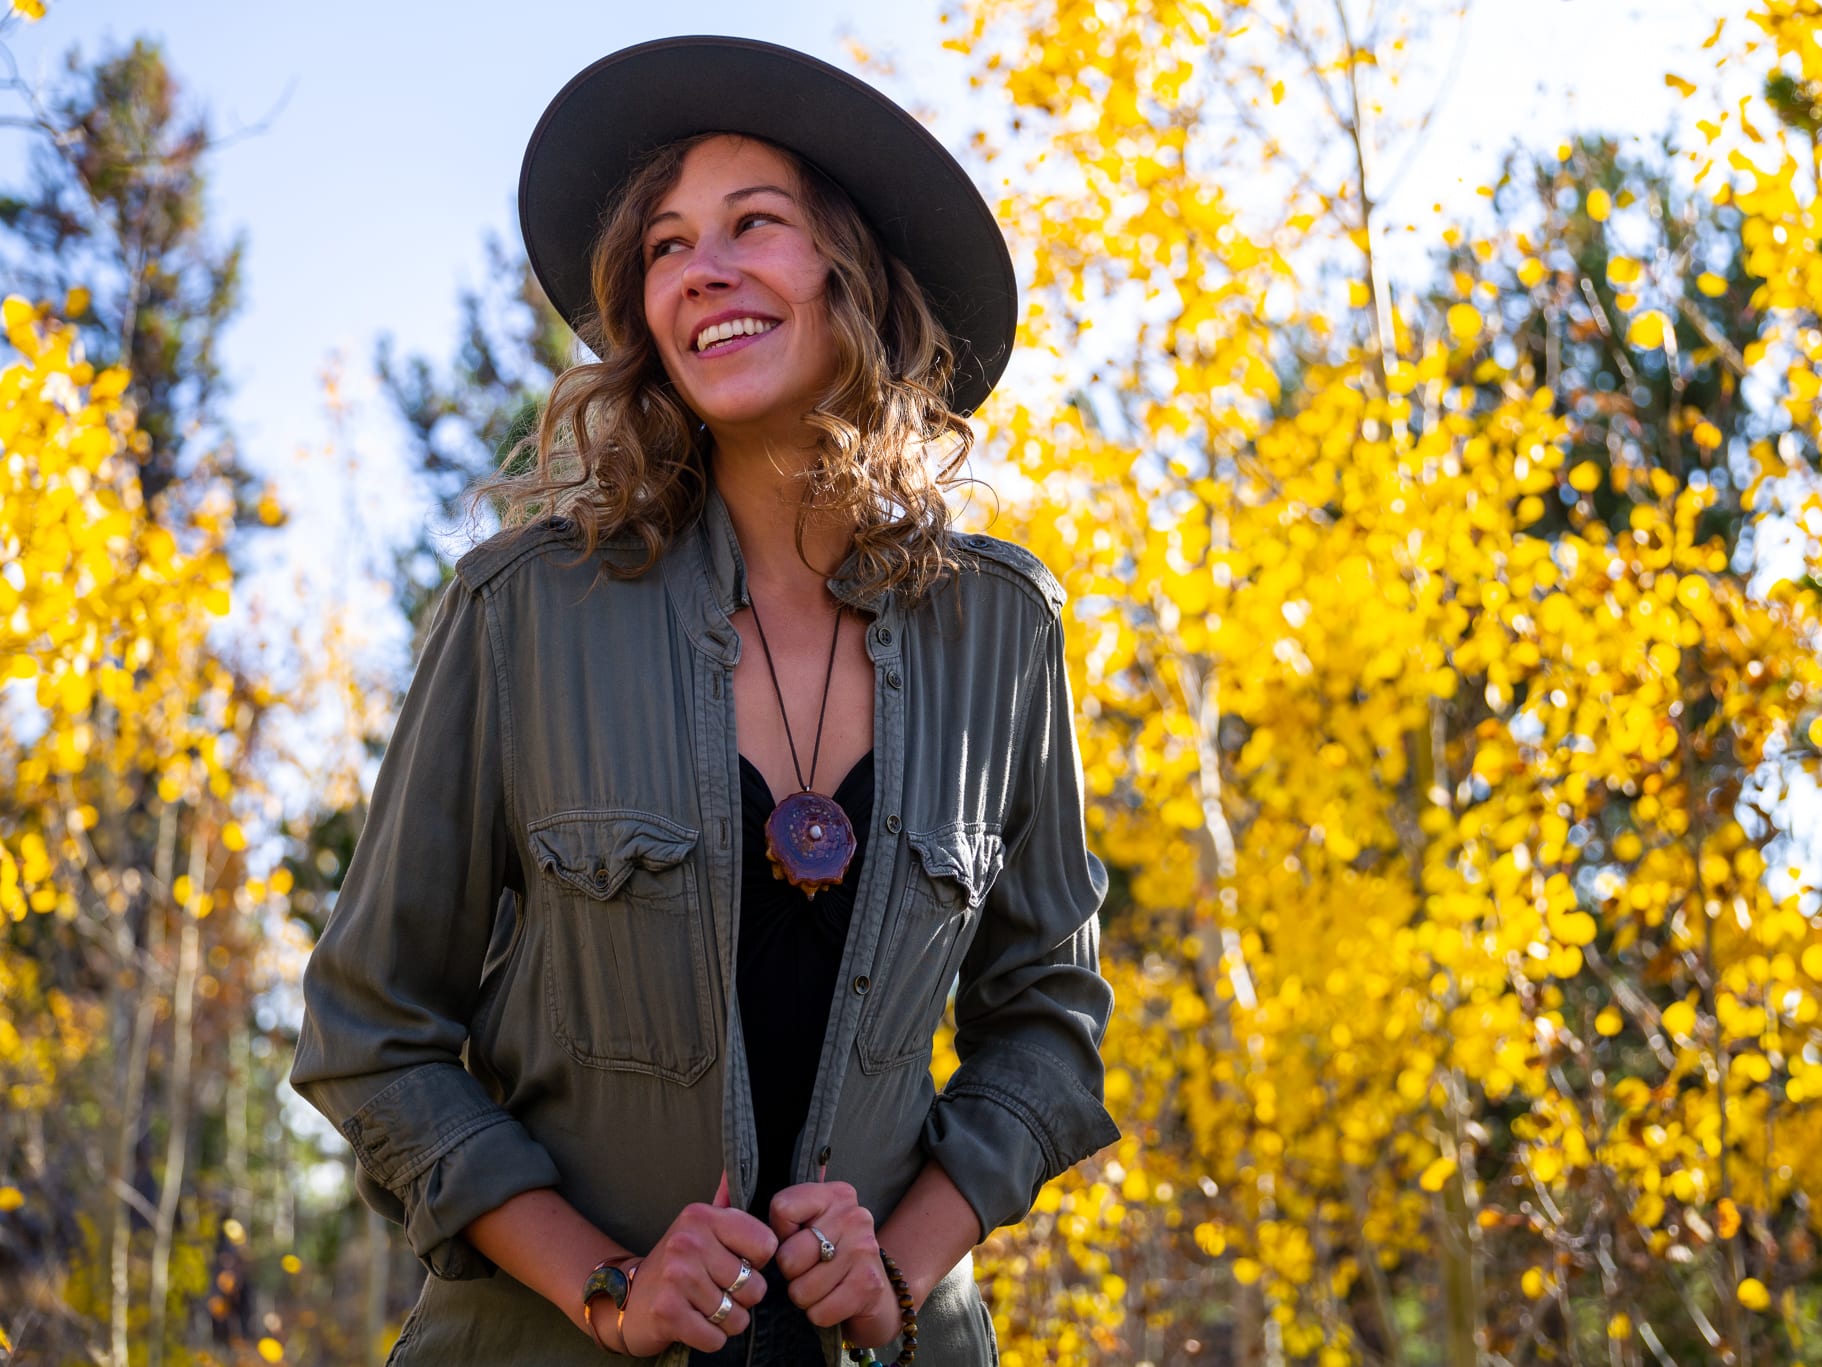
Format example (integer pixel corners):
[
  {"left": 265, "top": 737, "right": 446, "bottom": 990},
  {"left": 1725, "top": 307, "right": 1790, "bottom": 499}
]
[
  {"left": 920, "top": 1039, "right": 1121, "bottom": 1237},
  {"left": 340, "top": 1064, "right": 563, "bottom": 1280}
]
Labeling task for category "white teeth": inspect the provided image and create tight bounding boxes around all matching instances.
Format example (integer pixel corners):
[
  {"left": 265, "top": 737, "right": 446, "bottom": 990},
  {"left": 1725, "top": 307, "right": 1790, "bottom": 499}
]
[{"left": 694, "top": 317, "right": 777, "bottom": 351}]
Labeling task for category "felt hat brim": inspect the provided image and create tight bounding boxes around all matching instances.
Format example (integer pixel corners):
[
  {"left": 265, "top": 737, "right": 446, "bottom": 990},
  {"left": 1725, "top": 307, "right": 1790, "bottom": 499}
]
[{"left": 518, "top": 35, "right": 1016, "bottom": 417}]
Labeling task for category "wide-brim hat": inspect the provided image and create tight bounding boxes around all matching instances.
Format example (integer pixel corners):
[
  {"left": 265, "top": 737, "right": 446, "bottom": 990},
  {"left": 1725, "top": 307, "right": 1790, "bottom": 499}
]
[{"left": 518, "top": 35, "right": 1016, "bottom": 416}]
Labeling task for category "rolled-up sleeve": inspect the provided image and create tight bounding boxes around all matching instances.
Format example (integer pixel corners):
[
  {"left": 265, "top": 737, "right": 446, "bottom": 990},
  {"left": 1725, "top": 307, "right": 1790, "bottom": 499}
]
[
  {"left": 921, "top": 611, "right": 1120, "bottom": 1238},
  {"left": 290, "top": 578, "right": 560, "bottom": 1279}
]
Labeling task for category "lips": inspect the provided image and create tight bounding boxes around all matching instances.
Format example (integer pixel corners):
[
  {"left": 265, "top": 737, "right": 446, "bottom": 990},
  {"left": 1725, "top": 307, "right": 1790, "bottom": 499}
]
[{"left": 692, "top": 315, "right": 780, "bottom": 352}]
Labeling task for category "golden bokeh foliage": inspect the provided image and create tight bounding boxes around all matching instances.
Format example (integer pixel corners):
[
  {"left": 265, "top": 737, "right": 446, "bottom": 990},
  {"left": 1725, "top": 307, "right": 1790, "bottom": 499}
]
[
  {"left": 945, "top": 0, "right": 1822, "bottom": 1361},
  {"left": 0, "top": 296, "right": 272, "bottom": 1364}
]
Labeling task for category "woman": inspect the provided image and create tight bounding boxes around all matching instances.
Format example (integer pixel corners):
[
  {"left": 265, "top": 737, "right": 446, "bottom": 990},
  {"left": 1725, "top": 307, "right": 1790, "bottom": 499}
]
[{"left": 292, "top": 35, "right": 1117, "bottom": 1366}]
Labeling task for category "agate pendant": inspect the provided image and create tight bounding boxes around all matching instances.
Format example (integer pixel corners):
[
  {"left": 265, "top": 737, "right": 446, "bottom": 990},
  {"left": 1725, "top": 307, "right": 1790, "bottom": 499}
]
[{"left": 763, "top": 790, "right": 856, "bottom": 899}]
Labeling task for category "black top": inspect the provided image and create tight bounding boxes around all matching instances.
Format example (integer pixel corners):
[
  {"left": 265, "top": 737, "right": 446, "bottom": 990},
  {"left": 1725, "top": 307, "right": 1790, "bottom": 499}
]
[{"left": 736, "top": 751, "right": 875, "bottom": 1216}]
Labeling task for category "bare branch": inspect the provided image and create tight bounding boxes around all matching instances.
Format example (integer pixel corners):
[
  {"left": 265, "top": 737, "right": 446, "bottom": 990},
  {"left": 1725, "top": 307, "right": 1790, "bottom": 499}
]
[{"left": 1378, "top": 1, "right": 1477, "bottom": 206}]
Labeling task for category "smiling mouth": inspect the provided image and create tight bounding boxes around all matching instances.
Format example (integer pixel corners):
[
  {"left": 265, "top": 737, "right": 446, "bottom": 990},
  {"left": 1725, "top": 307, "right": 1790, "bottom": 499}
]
[{"left": 693, "top": 317, "right": 780, "bottom": 352}]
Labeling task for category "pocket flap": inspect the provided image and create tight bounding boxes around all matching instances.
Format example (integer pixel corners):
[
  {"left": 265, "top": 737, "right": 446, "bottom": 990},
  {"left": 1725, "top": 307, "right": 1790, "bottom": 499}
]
[
  {"left": 528, "top": 810, "right": 699, "bottom": 900},
  {"left": 906, "top": 824, "right": 1004, "bottom": 907}
]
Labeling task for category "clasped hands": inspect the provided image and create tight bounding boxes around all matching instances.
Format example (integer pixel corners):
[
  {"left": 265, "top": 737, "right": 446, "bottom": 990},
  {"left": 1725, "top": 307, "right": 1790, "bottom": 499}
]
[{"left": 615, "top": 1172, "right": 903, "bottom": 1357}]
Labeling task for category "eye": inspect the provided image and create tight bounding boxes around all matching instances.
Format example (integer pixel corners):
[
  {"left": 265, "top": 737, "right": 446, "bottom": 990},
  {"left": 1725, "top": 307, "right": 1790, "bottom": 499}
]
[
  {"left": 736, "top": 211, "right": 782, "bottom": 232},
  {"left": 646, "top": 237, "right": 685, "bottom": 263}
]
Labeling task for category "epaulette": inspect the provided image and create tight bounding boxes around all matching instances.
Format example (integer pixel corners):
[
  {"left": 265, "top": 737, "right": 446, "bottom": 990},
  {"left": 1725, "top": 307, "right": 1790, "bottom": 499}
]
[
  {"left": 454, "top": 519, "right": 582, "bottom": 592},
  {"left": 952, "top": 531, "right": 1065, "bottom": 615}
]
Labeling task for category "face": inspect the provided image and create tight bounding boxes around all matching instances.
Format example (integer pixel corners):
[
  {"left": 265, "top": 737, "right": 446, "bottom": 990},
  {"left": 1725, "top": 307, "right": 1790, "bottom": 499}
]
[{"left": 641, "top": 136, "right": 840, "bottom": 438}]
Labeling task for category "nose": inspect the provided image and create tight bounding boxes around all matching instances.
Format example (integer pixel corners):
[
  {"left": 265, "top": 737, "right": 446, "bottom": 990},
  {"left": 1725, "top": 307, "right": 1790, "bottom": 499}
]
[{"left": 681, "top": 234, "right": 738, "bottom": 296}]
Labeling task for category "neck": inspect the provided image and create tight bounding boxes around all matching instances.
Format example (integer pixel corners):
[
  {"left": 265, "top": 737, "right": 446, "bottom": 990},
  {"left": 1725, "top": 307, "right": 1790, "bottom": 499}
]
[{"left": 712, "top": 440, "right": 853, "bottom": 605}]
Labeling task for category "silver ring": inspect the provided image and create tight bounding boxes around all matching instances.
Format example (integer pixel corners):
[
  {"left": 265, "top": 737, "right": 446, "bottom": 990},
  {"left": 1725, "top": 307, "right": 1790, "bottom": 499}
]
[
  {"left": 809, "top": 1224, "right": 837, "bottom": 1263},
  {"left": 725, "top": 1259, "right": 751, "bottom": 1296},
  {"left": 709, "top": 1291, "right": 734, "bottom": 1325}
]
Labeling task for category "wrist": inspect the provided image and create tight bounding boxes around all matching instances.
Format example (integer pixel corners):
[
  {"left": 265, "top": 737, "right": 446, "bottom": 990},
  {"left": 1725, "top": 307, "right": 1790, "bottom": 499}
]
[
  {"left": 871, "top": 1230, "right": 933, "bottom": 1313},
  {"left": 842, "top": 1246, "right": 918, "bottom": 1365},
  {"left": 582, "top": 1255, "right": 641, "bottom": 1354}
]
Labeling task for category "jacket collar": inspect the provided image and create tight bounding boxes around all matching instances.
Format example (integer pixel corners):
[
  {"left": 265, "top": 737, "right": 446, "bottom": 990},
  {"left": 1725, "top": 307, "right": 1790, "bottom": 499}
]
[{"left": 668, "top": 483, "right": 899, "bottom": 666}]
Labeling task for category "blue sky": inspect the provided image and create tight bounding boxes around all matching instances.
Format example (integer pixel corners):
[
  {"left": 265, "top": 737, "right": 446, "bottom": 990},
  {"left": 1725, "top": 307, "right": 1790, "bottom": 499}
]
[{"left": 0, "top": 0, "right": 1726, "bottom": 568}]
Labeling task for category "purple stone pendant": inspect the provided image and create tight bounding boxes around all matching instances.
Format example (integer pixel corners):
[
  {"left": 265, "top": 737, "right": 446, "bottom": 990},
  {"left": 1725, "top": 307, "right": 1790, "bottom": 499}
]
[{"left": 763, "top": 790, "right": 857, "bottom": 899}]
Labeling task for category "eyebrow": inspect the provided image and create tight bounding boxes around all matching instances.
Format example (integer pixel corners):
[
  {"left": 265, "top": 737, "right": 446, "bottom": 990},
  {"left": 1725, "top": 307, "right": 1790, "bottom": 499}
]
[{"left": 646, "top": 184, "right": 798, "bottom": 231}]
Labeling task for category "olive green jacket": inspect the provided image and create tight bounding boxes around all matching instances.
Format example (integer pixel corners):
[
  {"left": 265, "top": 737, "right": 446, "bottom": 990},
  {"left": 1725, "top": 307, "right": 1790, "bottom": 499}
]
[{"left": 290, "top": 491, "right": 1119, "bottom": 1365}]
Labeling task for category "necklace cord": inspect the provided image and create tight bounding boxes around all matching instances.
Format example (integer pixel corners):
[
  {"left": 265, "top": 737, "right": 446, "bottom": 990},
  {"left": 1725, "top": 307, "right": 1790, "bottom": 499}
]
[{"left": 745, "top": 596, "right": 843, "bottom": 794}]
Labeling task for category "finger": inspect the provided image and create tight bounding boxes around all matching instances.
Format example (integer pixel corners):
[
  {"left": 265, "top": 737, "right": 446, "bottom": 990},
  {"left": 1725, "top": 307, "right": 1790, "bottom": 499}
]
[
  {"left": 711, "top": 1250, "right": 768, "bottom": 1308},
  {"left": 769, "top": 1179, "right": 852, "bottom": 1232},
  {"left": 784, "top": 1250, "right": 844, "bottom": 1311},
  {"left": 629, "top": 1277, "right": 735, "bottom": 1356},
  {"left": 775, "top": 1195, "right": 872, "bottom": 1278},
  {"left": 781, "top": 1220, "right": 873, "bottom": 1303},
  {"left": 773, "top": 1226, "right": 822, "bottom": 1282},
  {"left": 712, "top": 1169, "right": 730, "bottom": 1209},
  {"left": 704, "top": 1206, "right": 779, "bottom": 1267},
  {"left": 668, "top": 1273, "right": 749, "bottom": 1350},
  {"left": 798, "top": 1258, "right": 892, "bottom": 1330},
  {"left": 676, "top": 1199, "right": 778, "bottom": 1266},
  {"left": 689, "top": 1283, "right": 752, "bottom": 1344}
]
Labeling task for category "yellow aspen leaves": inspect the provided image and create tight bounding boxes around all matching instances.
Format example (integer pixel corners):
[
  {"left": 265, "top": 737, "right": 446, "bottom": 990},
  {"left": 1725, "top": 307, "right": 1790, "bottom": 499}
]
[
  {"left": 1417, "top": 1155, "right": 1457, "bottom": 1192},
  {"left": 949, "top": 2, "right": 1822, "bottom": 1360},
  {"left": 1736, "top": 1277, "right": 1771, "bottom": 1311},
  {"left": 1662, "top": 998, "right": 1697, "bottom": 1039},
  {"left": 1627, "top": 310, "right": 1670, "bottom": 348},
  {"left": 1568, "top": 461, "right": 1604, "bottom": 492},
  {"left": 1802, "top": 942, "right": 1822, "bottom": 979},
  {"left": 257, "top": 1338, "right": 284, "bottom": 1363},
  {"left": 1716, "top": 1198, "right": 1742, "bottom": 1239},
  {"left": 1446, "top": 303, "right": 1482, "bottom": 342}
]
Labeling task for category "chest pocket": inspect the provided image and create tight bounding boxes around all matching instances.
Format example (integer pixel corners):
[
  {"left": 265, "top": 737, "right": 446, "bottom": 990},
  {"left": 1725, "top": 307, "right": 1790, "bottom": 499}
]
[
  {"left": 528, "top": 810, "right": 715, "bottom": 1086},
  {"left": 858, "top": 823, "right": 1003, "bottom": 1074}
]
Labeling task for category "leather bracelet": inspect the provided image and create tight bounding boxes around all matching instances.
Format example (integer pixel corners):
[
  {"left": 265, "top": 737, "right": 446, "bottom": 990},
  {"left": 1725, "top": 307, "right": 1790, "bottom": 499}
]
[
  {"left": 582, "top": 1257, "right": 639, "bottom": 1354},
  {"left": 842, "top": 1248, "right": 917, "bottom": 1365}
]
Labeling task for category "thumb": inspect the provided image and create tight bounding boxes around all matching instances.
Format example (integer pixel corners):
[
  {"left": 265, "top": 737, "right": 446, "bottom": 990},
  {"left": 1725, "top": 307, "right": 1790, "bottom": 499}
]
[{"left": 712, "top": 1170, "right": 731, "bottom": 1209}]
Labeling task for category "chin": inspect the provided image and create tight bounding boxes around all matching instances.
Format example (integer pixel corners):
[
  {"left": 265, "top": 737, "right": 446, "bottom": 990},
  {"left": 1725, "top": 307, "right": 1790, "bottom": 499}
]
[{"left": 691, "top": 389, "right": 824, "bottom": 434}]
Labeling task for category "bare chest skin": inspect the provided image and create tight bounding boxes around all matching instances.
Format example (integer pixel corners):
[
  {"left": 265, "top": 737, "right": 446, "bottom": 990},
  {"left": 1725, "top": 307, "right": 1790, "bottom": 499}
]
[{"left": 730, "top": 601, "right": 877, "bottom": 808}]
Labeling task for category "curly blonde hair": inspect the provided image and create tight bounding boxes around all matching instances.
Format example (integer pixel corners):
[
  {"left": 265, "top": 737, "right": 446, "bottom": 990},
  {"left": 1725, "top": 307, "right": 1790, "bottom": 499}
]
[{"left": 484, "top": 132, "right": 976, "bottom": 605}]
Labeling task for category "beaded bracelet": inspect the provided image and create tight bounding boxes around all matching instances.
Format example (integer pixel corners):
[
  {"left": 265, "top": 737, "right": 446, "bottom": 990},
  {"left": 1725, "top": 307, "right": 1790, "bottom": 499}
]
[{"left": 842, "top": 1248, "right": 917, "bottom": 1366}]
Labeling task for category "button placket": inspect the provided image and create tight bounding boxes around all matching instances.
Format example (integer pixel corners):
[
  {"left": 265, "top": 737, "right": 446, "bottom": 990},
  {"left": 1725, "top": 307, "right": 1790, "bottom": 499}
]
[{"left": 796, "top": 595, "right": 904, "bottom": 1188}]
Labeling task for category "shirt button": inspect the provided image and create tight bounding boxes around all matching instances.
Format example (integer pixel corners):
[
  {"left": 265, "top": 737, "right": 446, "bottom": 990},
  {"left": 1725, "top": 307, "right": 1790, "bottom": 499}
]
[
  {"left": 853, "top": 975, "right": 871, "bottom": 995},
  {"left": 886, "top": 669, "right": 902, "bottom": 689},
  {"left": 875, "top": 626, "right": 893, "bottom": 646},
  {"left": 884, "top": 814, "right": 902, "bottom": 834},
  {"left": 818, "top": 1146, "right": 832, "bottom": 1166}
]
